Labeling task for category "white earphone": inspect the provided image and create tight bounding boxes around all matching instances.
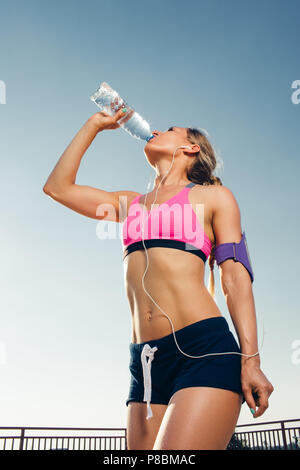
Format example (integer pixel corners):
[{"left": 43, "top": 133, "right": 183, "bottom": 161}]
[{"left": 140, "top": 144, "right": 263, "bottom": 362}]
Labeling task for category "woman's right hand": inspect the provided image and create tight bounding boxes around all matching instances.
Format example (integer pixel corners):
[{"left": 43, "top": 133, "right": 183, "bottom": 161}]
[{"left": 89, "top": 108, "right": 128, "bottom": 133}]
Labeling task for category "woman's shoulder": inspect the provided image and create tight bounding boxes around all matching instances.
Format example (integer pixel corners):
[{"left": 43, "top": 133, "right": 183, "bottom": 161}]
[
  {"left": 211, "top": 184, "right": 238, "bottom": 200},
  {"left": 193, "top": 182, "right": 236, "bottom": 197},
  {"left": 192, "top": 183, "right": 239, "bottom": 212},
  {"left": 210, "top": 184, "right": 240, "bottom": 215}
]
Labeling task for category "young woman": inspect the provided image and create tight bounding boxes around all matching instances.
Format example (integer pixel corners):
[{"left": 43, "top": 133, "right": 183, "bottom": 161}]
[{"left": 43, "top": 109, "right": 274, "bottom": 450}]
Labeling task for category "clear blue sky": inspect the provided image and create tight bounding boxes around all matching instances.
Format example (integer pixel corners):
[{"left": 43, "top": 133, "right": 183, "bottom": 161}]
[{"left": 0, "top": 0, "right": 299, "bottom": 430}]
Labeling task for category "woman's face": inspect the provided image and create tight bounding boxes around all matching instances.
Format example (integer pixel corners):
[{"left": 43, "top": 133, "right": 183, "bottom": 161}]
[{"left": 144, "top": 126, "right": 192, "bottom": 166}]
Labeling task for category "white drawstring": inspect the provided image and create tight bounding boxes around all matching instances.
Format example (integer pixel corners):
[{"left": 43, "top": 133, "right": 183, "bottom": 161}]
[{"left": 141, "top": 344, "right": 158, "bottom": 419}]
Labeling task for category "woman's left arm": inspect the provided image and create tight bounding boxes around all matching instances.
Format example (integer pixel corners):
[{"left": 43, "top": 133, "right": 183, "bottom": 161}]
[{"left": 212, "top": 185, "right": 274, "bottom": 418}]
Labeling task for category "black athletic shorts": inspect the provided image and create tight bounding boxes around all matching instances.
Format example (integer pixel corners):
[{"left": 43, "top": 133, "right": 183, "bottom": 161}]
[{"left": 126, "top": 316, "right": 246, "bottom": 419}]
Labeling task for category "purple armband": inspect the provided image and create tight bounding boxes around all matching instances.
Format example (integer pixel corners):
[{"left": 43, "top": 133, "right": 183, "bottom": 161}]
[{"left": 214, "top": 231, "right": 254, "bottom": 283}]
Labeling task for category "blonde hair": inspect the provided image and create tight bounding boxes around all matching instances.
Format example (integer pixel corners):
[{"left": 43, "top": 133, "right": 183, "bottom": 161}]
[{"left": 186, "top": 127, "right": 222, "bottom": 298}]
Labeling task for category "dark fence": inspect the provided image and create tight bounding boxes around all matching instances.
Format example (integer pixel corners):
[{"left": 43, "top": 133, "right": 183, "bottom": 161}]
[
  {"left": 0, "top": 419, "right": 299, "bottom": 450},
  {"left": 227, "top": 419, "right": 300, "bottom": 450},
  {"left": 0, "top": 427, "right": 127, "bottom": 450}
]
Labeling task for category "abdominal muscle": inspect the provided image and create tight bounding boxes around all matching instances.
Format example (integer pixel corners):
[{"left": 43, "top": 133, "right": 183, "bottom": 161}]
[{"left": 123, "top": 246, "right": 223, "bottom": 344}]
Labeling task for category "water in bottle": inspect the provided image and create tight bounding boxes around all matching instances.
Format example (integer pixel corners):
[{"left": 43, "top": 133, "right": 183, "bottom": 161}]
[{"left": 90, "top": 82, "right": 154, "bottom": 142}]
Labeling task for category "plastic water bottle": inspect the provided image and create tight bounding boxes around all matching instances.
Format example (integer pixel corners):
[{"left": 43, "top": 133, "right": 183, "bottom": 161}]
[{"left": 90, "top": 82, "right": 154, "bottom": 142}]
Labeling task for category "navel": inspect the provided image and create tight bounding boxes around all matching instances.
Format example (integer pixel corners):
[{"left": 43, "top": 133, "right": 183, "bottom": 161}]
[{"left": 145, "top": 310, "right": 153, "bottom": 321}]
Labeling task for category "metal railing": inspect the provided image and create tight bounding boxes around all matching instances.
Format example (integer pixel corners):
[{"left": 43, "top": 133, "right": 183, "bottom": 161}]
[
  {"left": 0, "top": 426, "right": 127, "bottom": 450},
  {"left": 0, "top": 419, "right": 299, "bottom": 450},
  {"left": 227, "top": 419, "right": 300, "bottom": 450}
]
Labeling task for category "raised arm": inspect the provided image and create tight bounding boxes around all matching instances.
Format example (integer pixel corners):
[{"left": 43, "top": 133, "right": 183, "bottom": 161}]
[
  {"left": 212, "top": 185, "right": 274, "bottom": 418},
  {"left": 43, "top": 109, "right": 140, "bottom": 222}
]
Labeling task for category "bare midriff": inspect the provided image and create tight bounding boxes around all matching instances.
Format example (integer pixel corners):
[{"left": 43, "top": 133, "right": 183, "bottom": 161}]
[
  {"left": 123, "top": 247, "right": 222, "bottom": 344},
  {"left": 122, "top": 184, "right": 222, "bottom": 344}
]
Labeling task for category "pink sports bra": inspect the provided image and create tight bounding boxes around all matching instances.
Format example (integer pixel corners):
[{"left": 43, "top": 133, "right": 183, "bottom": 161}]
[{"left": 122, "top": 182, "right": 213, "bottom": 263}]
